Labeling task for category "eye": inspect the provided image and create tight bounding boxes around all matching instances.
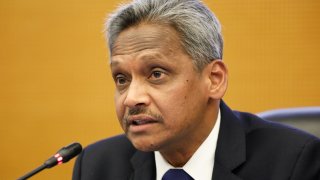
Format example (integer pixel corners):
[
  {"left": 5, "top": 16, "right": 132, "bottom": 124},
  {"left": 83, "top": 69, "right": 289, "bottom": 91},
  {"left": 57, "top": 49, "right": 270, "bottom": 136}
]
[
  {"left": 151, "top": 71, "right": 163, "bottom": 79},
  {"left": 114, "top": 74, "right": 129, "bottom": 86},
  {"left": 148, "top": 69, "right": 167, "bottom": 82}
]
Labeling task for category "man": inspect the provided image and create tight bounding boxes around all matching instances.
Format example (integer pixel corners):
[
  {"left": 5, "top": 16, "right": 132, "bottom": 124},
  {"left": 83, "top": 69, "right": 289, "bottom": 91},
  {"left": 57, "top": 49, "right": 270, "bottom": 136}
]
[{"left": 73, "top": 0, "right": 320, "bottom": 179}]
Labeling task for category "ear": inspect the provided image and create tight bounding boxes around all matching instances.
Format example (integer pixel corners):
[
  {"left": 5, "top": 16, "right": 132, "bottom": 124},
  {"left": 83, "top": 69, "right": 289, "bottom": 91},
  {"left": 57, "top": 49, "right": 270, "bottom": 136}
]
[{"left": 204, "top": 60, "right": 228, "bottom": 100}]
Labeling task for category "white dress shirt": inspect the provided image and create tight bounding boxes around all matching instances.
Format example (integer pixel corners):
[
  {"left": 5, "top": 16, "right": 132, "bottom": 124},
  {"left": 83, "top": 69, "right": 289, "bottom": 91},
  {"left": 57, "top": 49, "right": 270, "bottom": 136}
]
[{"left": 155, "top": 110, "right": 221, "bottom": 180}]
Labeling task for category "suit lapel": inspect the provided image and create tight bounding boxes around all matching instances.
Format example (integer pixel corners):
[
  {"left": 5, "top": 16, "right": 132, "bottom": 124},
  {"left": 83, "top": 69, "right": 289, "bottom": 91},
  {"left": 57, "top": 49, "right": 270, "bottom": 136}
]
[
  {"left": 212, "top": 162, "right": 243, "bottom": 180},
  {"left": 130, "top": 150, "right": 156, "bottom": 180},
  {"left": 212, "top": 101, "right": 246, "bottom": 180}
]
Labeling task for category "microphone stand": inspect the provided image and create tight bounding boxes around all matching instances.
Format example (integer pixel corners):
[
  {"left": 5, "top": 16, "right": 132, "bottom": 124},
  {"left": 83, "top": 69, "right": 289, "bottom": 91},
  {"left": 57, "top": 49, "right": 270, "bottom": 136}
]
[
  {"left": 17, "top": 164, "right": 47, "bottom": 180},
  {"left": 17, "top": 142, "right": 82, "bottom": 180}
]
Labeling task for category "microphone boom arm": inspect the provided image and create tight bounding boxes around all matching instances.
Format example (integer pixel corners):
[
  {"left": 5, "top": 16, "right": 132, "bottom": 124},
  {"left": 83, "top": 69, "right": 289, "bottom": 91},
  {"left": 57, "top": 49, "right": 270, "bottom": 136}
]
[{"left": 17, "top": 142, "right": 82, "bottom": 180}]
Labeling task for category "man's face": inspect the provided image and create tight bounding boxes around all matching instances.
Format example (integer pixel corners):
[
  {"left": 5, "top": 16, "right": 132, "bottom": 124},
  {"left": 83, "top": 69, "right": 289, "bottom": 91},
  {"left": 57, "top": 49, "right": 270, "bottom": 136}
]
[{"left": 110, "top": 23, "right": 213, "bottom": 152}]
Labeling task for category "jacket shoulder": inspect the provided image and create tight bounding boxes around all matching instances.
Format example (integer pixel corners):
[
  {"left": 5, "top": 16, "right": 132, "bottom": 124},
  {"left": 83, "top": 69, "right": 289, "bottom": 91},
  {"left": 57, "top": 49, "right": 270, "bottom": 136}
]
[
  {"left": 232, "top": 111, "right": 320, "bottom": 179},
  {"left": 239, "top": 110, "right": 318, "bottom": 138},
  {"left": 85, "top": 134, "right": 135, "bottom": 156},
  {"left": 73, "top": 134, "right": 136, "bottom": 180}
]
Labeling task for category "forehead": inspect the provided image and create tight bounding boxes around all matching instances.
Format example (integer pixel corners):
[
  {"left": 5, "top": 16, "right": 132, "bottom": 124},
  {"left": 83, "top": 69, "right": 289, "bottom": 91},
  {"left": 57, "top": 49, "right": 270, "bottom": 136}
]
[{"left": 111, "top": 23, "right": 183, "bottom": 57}]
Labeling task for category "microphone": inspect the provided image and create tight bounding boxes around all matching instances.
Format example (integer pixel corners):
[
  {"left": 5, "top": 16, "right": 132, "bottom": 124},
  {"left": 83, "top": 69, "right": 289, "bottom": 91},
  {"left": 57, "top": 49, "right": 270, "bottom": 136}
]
[{"left": 18, "top": 142, "right": 82, "bottom": 180}]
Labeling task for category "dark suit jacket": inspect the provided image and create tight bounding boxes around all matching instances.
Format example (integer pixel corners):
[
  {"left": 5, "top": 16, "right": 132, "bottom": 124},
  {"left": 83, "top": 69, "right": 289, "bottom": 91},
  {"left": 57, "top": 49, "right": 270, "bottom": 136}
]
[{"left": 73, "top": 102, "right": 320, "bottom": 180}]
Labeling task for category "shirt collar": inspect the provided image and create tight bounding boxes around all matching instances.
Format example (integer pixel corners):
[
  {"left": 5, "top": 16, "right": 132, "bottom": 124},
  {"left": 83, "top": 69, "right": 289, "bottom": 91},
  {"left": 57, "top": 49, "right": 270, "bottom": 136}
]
[{"left": 155, "top": 109, "right": 221, "bottom": 180}]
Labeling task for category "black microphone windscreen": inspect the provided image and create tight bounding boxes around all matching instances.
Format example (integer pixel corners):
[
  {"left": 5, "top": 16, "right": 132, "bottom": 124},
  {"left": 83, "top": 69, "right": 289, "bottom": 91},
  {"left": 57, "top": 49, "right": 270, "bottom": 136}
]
[{"left": 44, "top": 142, "right": 82, "bottom": 168}]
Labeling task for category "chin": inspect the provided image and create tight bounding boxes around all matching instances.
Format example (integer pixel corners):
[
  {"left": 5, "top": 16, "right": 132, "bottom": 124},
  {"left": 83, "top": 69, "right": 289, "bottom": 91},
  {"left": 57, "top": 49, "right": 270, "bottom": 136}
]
[{"left": 129, "top": 136, "right": 161, "bottom": 152}]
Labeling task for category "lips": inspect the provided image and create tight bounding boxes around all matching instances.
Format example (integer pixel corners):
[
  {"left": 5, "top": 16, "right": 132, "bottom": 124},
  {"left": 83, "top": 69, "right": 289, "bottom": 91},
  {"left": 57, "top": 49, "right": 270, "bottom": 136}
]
[
  {"left": 129, "top": 118, "right": 157, "bottom": 126},
  {"left": 126, "top": 115, "right": 158, "bottom": 127}
]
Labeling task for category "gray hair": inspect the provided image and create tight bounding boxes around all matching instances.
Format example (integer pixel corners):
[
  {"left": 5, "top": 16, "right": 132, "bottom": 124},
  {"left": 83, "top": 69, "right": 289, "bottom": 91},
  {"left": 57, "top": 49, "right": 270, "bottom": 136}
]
[{"left": 106, "top": 0, "right": 223, "bottom": 71}]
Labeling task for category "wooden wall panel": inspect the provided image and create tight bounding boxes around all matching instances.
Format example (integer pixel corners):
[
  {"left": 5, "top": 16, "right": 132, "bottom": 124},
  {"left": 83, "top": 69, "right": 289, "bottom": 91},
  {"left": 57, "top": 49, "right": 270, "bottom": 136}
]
[{"left": 1, "top": 0, "right": 319, "bottom": 179}]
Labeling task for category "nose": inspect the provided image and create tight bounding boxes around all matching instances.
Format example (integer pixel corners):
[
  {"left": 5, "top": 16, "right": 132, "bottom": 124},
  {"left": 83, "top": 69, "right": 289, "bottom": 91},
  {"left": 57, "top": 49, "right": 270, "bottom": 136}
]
[{"left": 123, "top": 79, "right": 150, "bottom": 108}]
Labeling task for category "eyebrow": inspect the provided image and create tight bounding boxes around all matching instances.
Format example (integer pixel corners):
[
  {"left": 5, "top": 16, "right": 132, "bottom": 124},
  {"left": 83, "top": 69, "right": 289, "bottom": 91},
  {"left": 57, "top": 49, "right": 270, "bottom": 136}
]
[
  {"left": 110, "top": 60, "right": 119, "bottom": 68},
  {"left": 140, "top": 53, "right": 163, "bottom": 61},
  {"left": 112, "top": 52, "right": 167, "bottom": 63}
]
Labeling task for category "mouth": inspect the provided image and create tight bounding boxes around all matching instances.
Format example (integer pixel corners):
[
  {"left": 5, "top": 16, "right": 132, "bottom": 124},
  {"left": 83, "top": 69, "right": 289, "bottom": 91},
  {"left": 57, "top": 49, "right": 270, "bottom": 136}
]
[
  {"left": 129, "top": 119, "right": 157, "bottom": 126},
  {"left": 125, "top": 115, "right": 159, "bottom": 133}
]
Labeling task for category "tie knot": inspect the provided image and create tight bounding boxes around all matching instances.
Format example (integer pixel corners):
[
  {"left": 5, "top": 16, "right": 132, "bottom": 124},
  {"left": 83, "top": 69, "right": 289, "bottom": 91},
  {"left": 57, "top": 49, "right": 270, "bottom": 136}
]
[{"left": 162, "top": 169, "right": 194, "bottom": 180}]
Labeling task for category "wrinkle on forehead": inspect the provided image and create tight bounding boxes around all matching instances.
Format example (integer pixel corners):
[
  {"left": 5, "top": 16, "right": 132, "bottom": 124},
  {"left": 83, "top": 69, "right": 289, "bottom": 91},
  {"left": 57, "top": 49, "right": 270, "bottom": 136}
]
[{"left": 111, "top": 23, "right": 182, "bottom": 57}]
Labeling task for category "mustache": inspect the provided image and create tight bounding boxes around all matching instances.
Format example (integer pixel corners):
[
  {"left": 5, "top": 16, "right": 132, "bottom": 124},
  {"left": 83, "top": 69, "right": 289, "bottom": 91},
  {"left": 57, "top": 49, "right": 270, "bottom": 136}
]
[
  {"left": 123, "top": 106, "right": 164, "bottom": 122},
  {"left": 128, "top": 106, "right": 146, "bottom": 115}
]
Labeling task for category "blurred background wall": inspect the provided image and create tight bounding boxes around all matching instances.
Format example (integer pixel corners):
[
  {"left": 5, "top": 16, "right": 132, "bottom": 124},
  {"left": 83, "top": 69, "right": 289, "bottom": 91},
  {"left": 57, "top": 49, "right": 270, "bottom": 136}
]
[{"left": 1, "top": 0, "right": 319, "bottom": 179}]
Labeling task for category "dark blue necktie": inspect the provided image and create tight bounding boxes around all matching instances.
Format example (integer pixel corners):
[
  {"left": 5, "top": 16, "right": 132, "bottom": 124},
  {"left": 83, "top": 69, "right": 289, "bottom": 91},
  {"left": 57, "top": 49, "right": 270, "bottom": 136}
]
[{"left": 162, "top": 169, "right": 194, "bottom": 180}]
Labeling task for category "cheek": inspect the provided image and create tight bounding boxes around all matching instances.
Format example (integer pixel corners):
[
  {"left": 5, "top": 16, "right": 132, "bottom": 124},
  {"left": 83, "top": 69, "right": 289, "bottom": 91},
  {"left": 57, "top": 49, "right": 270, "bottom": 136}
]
[
  {"left": 161, "top": 79, "right": 206, "bottom": 119},
  {"left": 157, "top": 85, "right": 190, "bottom": 118},
  {"left": 114, "top": 93, "right": 125, "bottom": 120}
]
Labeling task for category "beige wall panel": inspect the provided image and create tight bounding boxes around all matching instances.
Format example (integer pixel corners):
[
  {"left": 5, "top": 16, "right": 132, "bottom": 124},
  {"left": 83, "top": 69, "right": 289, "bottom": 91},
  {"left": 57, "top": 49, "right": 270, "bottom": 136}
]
[{"left": 1, "top": 0, "right": 319, "bottom": 179}]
